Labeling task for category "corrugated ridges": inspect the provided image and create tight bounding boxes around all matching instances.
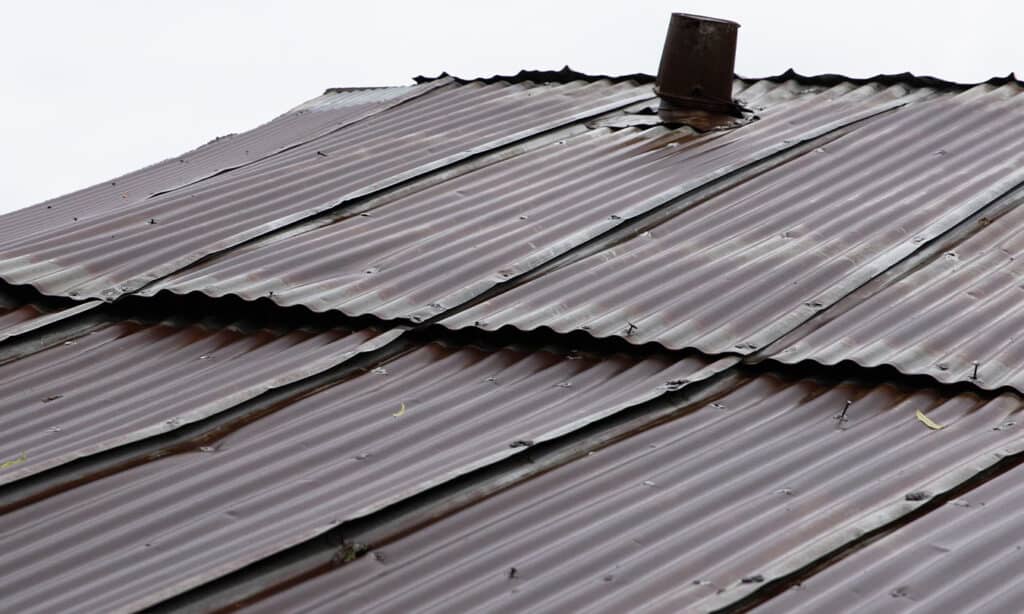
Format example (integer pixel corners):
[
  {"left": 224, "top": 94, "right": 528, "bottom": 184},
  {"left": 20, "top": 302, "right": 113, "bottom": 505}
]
[
  {"left": 771, "top": 192, "right": 1024, "bottom": 392},
  {"left": 0, "top": 85, "right": 428, "bottom": 246},
  {"left": 0, "top": 317, "right": 391, "bottom": 485},
  {"left": 0, "top": 341, "right": 719, "bottom": 613},
  {"left": 447, "top": 83, "right": 1024, "bottom": 357},
  {"left": 239, "top": 373, "right": 1023, "bottom": 613},
  {"left": 148, "top": 78, "right": 924, "bottom": 322},
  {"left": 0, "top": 79, "right": 651, "bottom": 300},
  {"left": 756, "top": 459, "right": 1024, "bottom": 613}
]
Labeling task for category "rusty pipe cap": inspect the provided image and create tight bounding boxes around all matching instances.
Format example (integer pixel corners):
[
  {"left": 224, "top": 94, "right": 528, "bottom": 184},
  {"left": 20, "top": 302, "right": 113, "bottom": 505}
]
[{"left": 655, "top": 13, "right": 741, "bottom": 116}]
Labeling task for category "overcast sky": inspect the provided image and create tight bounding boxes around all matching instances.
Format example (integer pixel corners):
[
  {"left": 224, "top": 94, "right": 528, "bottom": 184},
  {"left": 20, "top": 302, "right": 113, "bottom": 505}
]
[{"left": 2, "top": 0, "right": 1020, "bottom": 215}]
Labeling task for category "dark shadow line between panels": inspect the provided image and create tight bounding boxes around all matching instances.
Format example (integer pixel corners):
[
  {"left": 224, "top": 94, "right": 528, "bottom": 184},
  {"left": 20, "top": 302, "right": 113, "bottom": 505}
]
[
  {"left": 122, "top": 92, "right": 657, "bottom": 300},
  {"left": 718, "top": 447, "right": 1024, "bottom": 614},
  {"left": 0, "top": 81, "right": 456, "bottom": 255},
  {"left": 144, "top": 367, "right": 750, "bottom": 614},
  {"left": 431, "top": 102, "right": 914, "bottom": 327},
  {"left": 0, "top": 282, "right": 730, "bottom": 515},
  {"left": 0, "top": 332, "right": 420, "bottom": 516},
  {"left": 4, "top": 286, "right": 1016, "bottom": 526},
  {"left": 141, "top": 79, "right": 454, "bottom": 202},
  {"left": 152, "top": 353, "right": 1024, "bottom": 613},
  {"left": 755, "top": 181, "right": 1024, "bottom": 366}
]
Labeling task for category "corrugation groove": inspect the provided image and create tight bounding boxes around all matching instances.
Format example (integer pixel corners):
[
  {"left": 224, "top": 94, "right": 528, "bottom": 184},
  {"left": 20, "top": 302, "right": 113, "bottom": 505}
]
[
  {"left": 447, "top": 83, "right": 1024, "bottom": 357},
  {"left": 755, "top": 456, "right": 1024, "bottom": 613},
  {"left": 0, "top": 317, "right": 387, "bottom": 485},
  {"left": 0, "top": 342, "right": 714, "bottom": 613},
  {"left": 147, "top": 79, "right": 924, "bottom": 322},
  {"left": 240, "top": 374, "right": 1023, "bottom": 614},
  {"left": 0, "top": 86, "right": 422, "bottom": 246},
  {"left": 773, "top": 189, "right": 1024, "bottom": 392},
  {"left": 0, "top": 79, "right": 650, "bottom": 300}
]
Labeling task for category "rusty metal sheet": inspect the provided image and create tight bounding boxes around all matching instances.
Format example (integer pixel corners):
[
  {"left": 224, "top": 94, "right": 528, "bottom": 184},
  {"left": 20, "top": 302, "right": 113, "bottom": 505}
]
[
  {"left": 772, "top": 192, "right": 1024, "bottom": 392},
  {"left": 0, "top": 85, "right": 436, "bottom": 246},
  {"left": 0, "top": 317, "right": 393, "bottom": 486},
  {"left": 756, "top": 461, "right": 1024, "bottom": 613},
  {"left": 239, "top": 374, "right": 1023, "bottom": 614},
  {"left": 446, "top": 83, "right": 1024, "bottom": 356},
  {"left": 0, "top": 79, "right": 652, "bottom": 300},
  {"left": 0, "top": 342, "right": 722, "bottom": 613},
  {"left": 146, "top": 79, "right": 924, "bottom": 322}
]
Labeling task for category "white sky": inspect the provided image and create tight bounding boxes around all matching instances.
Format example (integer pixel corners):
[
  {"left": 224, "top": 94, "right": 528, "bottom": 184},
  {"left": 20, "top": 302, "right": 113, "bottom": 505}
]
[{"left": 1, "top": 0, "right": 1021, "bottom": 215}]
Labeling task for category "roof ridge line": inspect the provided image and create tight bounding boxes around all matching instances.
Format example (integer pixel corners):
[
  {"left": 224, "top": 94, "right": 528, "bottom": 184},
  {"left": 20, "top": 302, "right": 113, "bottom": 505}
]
[{"left": 412, "top": 66, "right": 1024, "bottom": 91}]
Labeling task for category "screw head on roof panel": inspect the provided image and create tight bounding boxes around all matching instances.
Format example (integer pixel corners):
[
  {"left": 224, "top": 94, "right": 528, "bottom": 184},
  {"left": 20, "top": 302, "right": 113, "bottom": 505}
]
[{"left": 655, "top": 13, "right": 742, "bottom": 119}]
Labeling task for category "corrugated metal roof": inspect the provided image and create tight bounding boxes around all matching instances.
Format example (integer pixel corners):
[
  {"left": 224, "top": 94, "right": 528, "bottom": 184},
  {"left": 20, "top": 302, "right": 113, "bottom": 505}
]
[
  {"left": 0, "top": 340, "right": 722, "bottom": 613},
  {"left": 771, "top": 189, "right": 1024, "bottom": 391},
  {"left": 756, "top": 461, "right": 1024, "bottom": 613},
  {"left": 0, "top": 79, "right": 651, "bottom": 300},
  {"left": 445, "top": 83, "right": 1024, "bottom": 355},
  {"left": 238, "top": 373, "right": 1023, "bottom": 613},
  {"left": 0, "top": 315, "right": 393, "bottom": 486},
  {"left": 144, "top": 79, "right": 928, "bottom": 322},
  {"left": 0, "top": 84, "right": 435, "bottom": 246},
  {"left": 7, "top": 63, "right": 1024, "bottom": 613}
]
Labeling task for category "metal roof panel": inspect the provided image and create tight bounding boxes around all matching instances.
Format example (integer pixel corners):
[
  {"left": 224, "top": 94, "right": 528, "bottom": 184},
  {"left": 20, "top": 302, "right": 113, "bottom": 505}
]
[
  {"left": 446, "top": 83, "right": 1024, "bottom": 356},
  {"left": 240, "top": 373, "right": 1024, "bottom": 613}
]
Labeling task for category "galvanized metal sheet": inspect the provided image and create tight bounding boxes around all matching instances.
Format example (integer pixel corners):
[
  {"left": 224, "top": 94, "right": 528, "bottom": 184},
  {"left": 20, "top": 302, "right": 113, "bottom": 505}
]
[
  {"left": 148, "top": 79, "right": 923, "bottom": 322},
  {"left": 0, "top": 341, "right": 721, "bottom": 613},
  {"left": 0, "top": 79, "right": 652, "bottom": 300},
  {"left": 447, "top": 83, "right": 1024, "bottom": 356},
  {"left": 240, "top": 374, "right": 1023, "bottom": 614},
  {"left": 0, "top": 317, "right": 393, "bottom": 486},
  {"left": 0, "top": 85, "right": 433, "bottom": 247},
  {"left": 772, "top": 193, "right": 1024, "bottom": 392},
  {"left": 756, "top": 460, "right": 1024, "bottom": 613}
]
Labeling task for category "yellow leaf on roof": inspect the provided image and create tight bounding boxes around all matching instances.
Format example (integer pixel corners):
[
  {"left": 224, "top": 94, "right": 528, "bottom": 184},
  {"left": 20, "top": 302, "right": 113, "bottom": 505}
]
[{"left": 916, "top": 409, "right": 945, "bottom": 431}]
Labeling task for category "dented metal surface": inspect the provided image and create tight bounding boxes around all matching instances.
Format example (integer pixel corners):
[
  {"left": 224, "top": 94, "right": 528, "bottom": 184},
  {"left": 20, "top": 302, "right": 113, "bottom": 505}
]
[
  {"left": 448, "top": 83, "right": 1024, "bottom": 356},
  {"left": 0, "top": 316, "right": 392, "bottom": 486},
  {"left": 0, "top": 340, "right": 720, "bottom": 613},
  {"left": 240, "top": 373, "right": 1023, "bottom": 613},
  {"left": 149, "top": 78, "right": 923, "bottom": 322},
  {"left": 0, "top": 85, "right": 435, "bottom": 246},
  {"left": 0, "top": 79, "right": 650, "bottom": 300},
  {"left": 772, "top": 190, "right": 1024, "bottom": 392},
  {"left": 756, "top": 459, "right": 1024, "bottom": 613}
]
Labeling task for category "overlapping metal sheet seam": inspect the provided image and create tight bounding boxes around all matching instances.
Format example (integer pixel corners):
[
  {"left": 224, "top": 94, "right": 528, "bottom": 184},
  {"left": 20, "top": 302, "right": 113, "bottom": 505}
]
[
  {"left": 0, "top": 79, "right": 652, "bottom": 301},
  {"left": 146, "top": 79, "right": 929, "bottom": 324},
  {"left": 0, "top": 342, "right": 721, "bottom": 613},
  {"left": 770, "top": 186, "right": 1024, "bottom": 393},
  {"left": 0, "top": 300, "right": 102, "bottom": 345},
  {"left": 753, "top": 452, "right": 1024, "bottom": 613},
  {"left": 443, "top": 83, "right": 1024, "bottom": 358},
  {"left": 237, "top": 374, "right": 1024, "bottom": 614},
  {"left": 0, "top": 319, "right": 399, "bottom": 486},
  {"left": 0, "top": 83, "right": 439, "bottom": 247}
]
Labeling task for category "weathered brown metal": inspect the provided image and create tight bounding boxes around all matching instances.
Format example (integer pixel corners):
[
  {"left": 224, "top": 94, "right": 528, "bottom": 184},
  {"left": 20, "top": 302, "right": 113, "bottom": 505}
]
[
  {"left": 152, "top": 78, "right": 921, "bottom": 324},
  {"left": 239, "top": 374, "right": 1024, "bottom": 613},
  {"left": 448, "top": 83, "right": 1024, "bottom": 362},
  {"left": 0, "top": 340, "right": 720, "bottom": 613},
  {"left": 655, "top": 13, "right": 742, "bottom": 118},
  {"left": 757, "top": 458, "right": 1024, "bottom": 613}
]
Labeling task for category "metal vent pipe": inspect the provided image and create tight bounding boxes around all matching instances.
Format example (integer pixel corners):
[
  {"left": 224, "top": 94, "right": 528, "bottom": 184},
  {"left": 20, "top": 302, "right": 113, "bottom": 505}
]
[{"left": 655, "top": 13, "right": 741, "bottom": 116}]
